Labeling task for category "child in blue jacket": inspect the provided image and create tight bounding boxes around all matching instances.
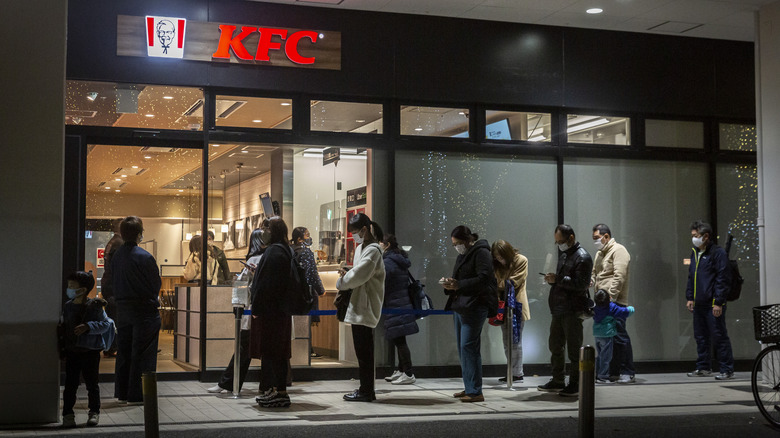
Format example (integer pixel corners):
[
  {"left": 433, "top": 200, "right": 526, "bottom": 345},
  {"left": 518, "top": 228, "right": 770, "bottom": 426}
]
[
  {"left": 60, "top": 271, "right": 113, "bottom": 428},
  {"left": 593, "top": 289, "right": 634, "bottom": 383}
]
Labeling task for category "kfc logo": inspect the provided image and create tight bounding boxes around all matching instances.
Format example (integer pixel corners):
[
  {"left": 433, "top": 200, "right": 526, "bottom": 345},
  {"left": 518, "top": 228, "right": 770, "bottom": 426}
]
[{"left": 146, "top": 16, "right": 186, "bottom": 58}]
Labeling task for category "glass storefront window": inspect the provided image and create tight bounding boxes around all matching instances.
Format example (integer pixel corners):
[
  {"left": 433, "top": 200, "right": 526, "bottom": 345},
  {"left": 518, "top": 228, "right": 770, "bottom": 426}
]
[
  {"left": 310, "top": 100, "right": 383, "bottom": 134},
  {"left": 485, "top": 110, "right": 552, "bottom": 142},
  {"left": 645, "top": 119, "right": 703, "bottom": 149},
  {"left": 215, "top": 96, "right": 293, "bottom": 129},
  {"left": 66, "top": 81, "right": 203, "bottom": 130},
  {"left": 401, "top": 105, "right": 469, "bottom": 138},
  {"left": 719, "top": 123, "right": 756, "bottom": 151},
  {"left": 567, "top": 114, "right": 630, "bottom": 145}
]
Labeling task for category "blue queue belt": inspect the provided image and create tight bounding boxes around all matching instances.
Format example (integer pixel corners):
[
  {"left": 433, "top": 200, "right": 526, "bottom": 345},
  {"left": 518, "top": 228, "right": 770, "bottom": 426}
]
[{"left": 239, "top": 309, "right": 509, "bottom": 316}]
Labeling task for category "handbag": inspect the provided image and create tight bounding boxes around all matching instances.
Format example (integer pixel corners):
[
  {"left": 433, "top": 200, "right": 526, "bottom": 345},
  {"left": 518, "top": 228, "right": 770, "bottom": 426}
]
[
  {"left": 334, "top": 289, "right": 352, "bottom": 322},
  {"left": 488, "top": 300, "right": 506, "bottom": 326}
]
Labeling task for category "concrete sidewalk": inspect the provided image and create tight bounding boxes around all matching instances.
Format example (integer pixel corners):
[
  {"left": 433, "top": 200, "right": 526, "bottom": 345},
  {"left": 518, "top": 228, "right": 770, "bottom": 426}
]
[{"left": 1, "top": 373, "right": 777, "bottom": 437}]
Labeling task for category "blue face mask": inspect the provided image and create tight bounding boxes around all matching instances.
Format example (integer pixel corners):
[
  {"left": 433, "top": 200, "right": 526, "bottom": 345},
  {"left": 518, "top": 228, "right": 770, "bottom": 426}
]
[
  {"left": 66, "top": 288, "right": 79, "bottom": 300},
  {"left": 303, "top": 237, "right": 313, "bottom": 246}
]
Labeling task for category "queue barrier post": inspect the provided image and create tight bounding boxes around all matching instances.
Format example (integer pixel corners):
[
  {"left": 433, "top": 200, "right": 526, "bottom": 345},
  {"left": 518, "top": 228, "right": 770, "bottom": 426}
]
[
  {"left": 578, "top": 345, "right": 596, "bottom": 438},
  {"left": 142, "top": 371, "right": 160, "bottom": 438},
  {"left": 505, "top": 304, "right": 514, "bottom": 390}
]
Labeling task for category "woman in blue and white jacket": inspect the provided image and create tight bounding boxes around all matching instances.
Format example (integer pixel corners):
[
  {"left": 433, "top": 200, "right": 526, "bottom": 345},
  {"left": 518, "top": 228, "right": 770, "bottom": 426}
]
[{"left": 337, "top": 213, "right": 386, "bottom": 402}]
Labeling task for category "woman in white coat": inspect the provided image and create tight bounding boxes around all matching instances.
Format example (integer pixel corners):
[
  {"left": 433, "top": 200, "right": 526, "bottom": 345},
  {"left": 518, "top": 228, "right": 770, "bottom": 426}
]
[{"left": 337, "top": 213, "right": 386, "bottom": 402}]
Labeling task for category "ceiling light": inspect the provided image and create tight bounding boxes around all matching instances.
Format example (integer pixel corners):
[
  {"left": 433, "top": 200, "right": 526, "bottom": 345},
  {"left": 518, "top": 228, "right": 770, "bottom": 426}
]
[
  {"left": 586, "top": 8, "right": 603, "bottom": 14},
  {"left": 115, "top": 178, "right": 122, "bottom": 181},
  {"left": 252, "top": 119, "right": 262, "bottom": 123},
  {"left": 163, "top": 96, "right": 174, "bottom": 100},
  {"left": 86, "top": 92, "right": 98, "bottom": 101},
  {"left": 241, "top": 150, "right": 249, "bottom": 153},
  {"left": 185, "top": 233, "right": 192, "bottom": 241},
  {"left": 212, "top": 144, "right": 220, "bottom": 147},
  {"left": 179, "top": 189, "right": 184, "bottom": 192},
  {"left": 319, "top": 33, "right": 325, "bottom": 39},
  {"left": 121, "top": 174, "right": 127, "bottom": 178},
  {"left": 105, "top": 187, "right": 111, "bottom": 190},
  {"left": 144, "top": 155, "right": 152, "bottom": 159},
  {"left": 281, "top": 102, "right": 291, "bottom": 106},
  {"left": 356, "top": 119, "right": 365, "bottom": 123},
  {"left": 414, "top": 127, "right": 423, "bottom": 131},
  {"left": 567, "top": 118, "right": 609, "bottom": 133},
  {"left": 115, "top": 189, "right": 121, "bottom": 192},
  {"left": 131, "top": 165, "right": 139, "bottom": 169},
  {"left": 145, "top": 114, "right": 155, "bottom": 118},
  {"left": 221, "top": 224, "right": 229, "bottom": 233}
]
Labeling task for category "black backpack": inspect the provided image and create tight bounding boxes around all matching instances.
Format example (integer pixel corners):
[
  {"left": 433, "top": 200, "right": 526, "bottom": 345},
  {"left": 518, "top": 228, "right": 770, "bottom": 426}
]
[
  {"left": 724, "top": 234, "right": 744, "bottom": 302},
  {"left": 282, "top": 245, "right": 318, "bottom": 315}
]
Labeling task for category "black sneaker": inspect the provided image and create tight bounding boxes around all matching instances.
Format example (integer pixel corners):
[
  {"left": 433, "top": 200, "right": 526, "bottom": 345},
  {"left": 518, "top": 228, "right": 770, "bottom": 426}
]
[
  {"left": 715, "top": 372, "right": 735, "bottom": 380},
  {"left": 259, "top": 392, "right": 290, "bottom": 408},
  {"left": 537, "top": 379, "right": 566, "bottom": 392},
  {"left": 559, "top": 383, "right": 579, "bottom": 397},
  {"left": 687, "top": 369, "right": 712, "bottom": 377},
  {"left": 499, "top": 376, "right": 523, "bottom": 383}
]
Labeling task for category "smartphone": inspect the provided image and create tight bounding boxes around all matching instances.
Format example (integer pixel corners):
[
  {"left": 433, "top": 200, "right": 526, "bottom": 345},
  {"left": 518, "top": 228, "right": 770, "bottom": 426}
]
[{"left": 539, "top": 272, "right": 546, "bottom": 276}]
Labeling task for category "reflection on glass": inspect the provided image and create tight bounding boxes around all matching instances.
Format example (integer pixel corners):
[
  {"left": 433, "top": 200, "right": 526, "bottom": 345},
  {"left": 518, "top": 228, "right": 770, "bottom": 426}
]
[
  {"left": 395, "top": 150, "right": 557, "bottom": 366},
  {"left": 485, "top": 110, "right": 552, "bottom": 142},
  {"left": 401, "top": 105, "right": 469, "bottom": 137},
  {"left": 215, "top": 96, "right": 292, "bottom": 129},
  {"left": 716, "top": 163, "right": 759, "bottom": 359},
  {"left": 567, "top": 114, "right": 630, "bottom": 145},
  {"left": 310, "top": 101, "right": 383, "bottom": 134},
  {"left": 645, "top": 119, "right": 703, "bottom": 149},
  {"left": 66, "top": 80, "right": 203, "bottom": 130},
  {"left": 563, "top": 157, "right": 709, "bottom": 361},
  {"left": 719, "top": 123, "right": 756, "bottom": 151}
]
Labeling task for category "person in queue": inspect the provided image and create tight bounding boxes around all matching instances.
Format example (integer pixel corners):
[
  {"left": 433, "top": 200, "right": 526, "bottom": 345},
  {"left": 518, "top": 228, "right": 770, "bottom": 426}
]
[
  {"left": 380, "top": 234, "right": 419, "bottom": 385},
  {"left": 250, "top": 217, "right": 295, "bottom": 408},
  {"left": 491, "top": 239, "right": 530, "bottom": 383},
  {"left": 247, "top": 218, "right": 271, "bottom": 260},
  {"left": 337, "top": 213, "right": 386, "bottom": 402},
  {"left": 111, "top": 216, "right": 162, "bottom": 405},
  {"left": 291, "top": 227, "right": 326, "bottom": 358},
  {"left": 100, "top": 218, "right": 123, "bottom": 357},
  {"left": 685, "top": 220, "right": 734, "bottom": 380},
  {"left": 538, "top": 224, "right": 593, "bottom": 397},
  {"left": 207, "top": 230, "right": 232, "bottom": 284},
  {"left": 182, "top": 235, "right": 219, "bottom": 284},
  {"left": 442, "top": 225, "right": 496, "bottom": 403}
]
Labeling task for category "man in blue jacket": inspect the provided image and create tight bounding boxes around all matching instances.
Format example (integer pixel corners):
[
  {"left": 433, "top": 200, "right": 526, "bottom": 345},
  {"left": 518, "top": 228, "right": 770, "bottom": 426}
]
[
  {"left": 686, "top": 220, "right": 734, "bottom": 380},
  {"left": 111, "top": 216, "right": 162, "bottom": 404}
]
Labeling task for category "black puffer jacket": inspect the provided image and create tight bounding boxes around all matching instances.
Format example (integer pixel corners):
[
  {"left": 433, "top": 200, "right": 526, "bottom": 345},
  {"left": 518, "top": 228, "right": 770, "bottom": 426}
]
[
  {"left": 548, "top": 242, "right": 593, "bottom": 315},
  {"left": 382, "top": 250, "right": 419, "bottom": 339},
  {"left": 444, "top": 239, "right": 497, "bottom": 313}
]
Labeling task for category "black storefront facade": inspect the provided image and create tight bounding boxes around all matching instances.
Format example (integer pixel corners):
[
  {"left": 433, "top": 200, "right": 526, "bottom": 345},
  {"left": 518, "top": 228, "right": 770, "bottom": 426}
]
[{"left": 64, "top": 0, "right": 759, "bottom": 381}]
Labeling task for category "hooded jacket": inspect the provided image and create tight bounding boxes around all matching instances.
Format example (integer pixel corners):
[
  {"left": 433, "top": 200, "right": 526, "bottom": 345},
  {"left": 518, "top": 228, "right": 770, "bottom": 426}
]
[
  {"left": 548, "top": 242, "right": 593, "bottom": 315},
  {"left": 382, "top": 250, "right": 419, "bottom": 339},
  {"left": 444, "top": 239, "right": 497, "bottom": 313},
  {"left": 337, "top": 242, "right": 386, "bottom": 328}
]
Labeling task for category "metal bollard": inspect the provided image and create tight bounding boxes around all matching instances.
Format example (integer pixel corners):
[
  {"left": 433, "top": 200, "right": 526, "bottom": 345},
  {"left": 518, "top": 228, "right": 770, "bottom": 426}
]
[
  {"left": 229, "top": 306, "right": 243, "bottom": 398},
  {"left": 578, "top": 345, "right": 595, "bottom": 438},
  {"left": 505, "top": 304, "right": 514, "bottom": 389},
  {"left": 142, "top": 371, "right": 160, "bottom": 438}
]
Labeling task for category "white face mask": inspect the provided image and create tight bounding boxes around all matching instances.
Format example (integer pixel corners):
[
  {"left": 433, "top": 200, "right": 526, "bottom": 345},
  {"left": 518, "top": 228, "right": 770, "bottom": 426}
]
[
  {"left": 594, "top": 237, "right": 605, "bottom": 250},
  {"left": 353, "top": 232, "right": 364, "bottom": 245},
  {"left": 455, "top": 244, "right": 467, "bottom": 255},
  {"left": 692, "top": 236, "right": 704, "bottom": 248},
  {"left": 558, "top": 242, "right": 571, "bottom": 252}
]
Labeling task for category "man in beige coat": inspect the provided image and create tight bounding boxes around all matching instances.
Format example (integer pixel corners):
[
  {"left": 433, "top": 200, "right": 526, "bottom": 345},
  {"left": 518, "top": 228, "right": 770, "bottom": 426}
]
[{"left": 591, "top": 224, "right": 634, "bottom": 383}]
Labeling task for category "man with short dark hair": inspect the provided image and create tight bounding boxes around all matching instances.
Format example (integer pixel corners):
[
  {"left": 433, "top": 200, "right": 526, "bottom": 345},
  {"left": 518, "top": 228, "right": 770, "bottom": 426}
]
[
  {"left": 686, "top": 220, "right": 734, "bottom": 380},
  {"left": 591, "top": 224, "right": 634, "bottom": 383},
  {"left": 538, "top": 224, "right": 593, "bottom": 397},
  {"left": 111, "top": 216, "right": 162, "bottom": 404}
]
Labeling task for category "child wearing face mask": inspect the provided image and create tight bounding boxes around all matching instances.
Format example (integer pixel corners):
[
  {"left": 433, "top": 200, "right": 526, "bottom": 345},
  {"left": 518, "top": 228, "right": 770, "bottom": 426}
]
[{"left": 59, "top": 271, "right": 114, "bottom": 428}]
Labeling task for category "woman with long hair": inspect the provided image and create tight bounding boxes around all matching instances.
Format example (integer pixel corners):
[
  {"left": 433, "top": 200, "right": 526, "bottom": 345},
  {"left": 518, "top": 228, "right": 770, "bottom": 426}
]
[
  {"left": 380, "top": 234, "right": 418, "bottom": 385},
  {"left": 337, "top": 213, "right": 386, "bottom": 402},
  {"left": 491, "top": 239, "right": 530, "bottom": 383},
  {"left": 291, "top": 226, "right": 325, "bottom": 357},
  {"left": 250, "top": 217, "right": 294, "bottom": 408},
  {"left": 441, "top": 225, "right": 496, "bottom": 403},
  {"left": 182, "top": 235, "right": 219, "bottom": 284}
]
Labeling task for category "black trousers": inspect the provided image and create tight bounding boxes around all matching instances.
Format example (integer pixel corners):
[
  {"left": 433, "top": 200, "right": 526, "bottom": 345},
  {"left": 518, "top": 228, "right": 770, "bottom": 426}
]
[
  {"left": 218, "top": 329, "right": 251, "bottom": 392},
  {"left": 392, "top": 336, "right": 413, "bottom": 374},
  {"left": 62, "top": 350, "right": 101, "bottom": 415},
  {"left": 114, "top": 310, "right": 161, "bottom": 402},
  {"left": 352, "top": 324, "right": 375, "bottom": 394},
  {"left": 260, "top": 357, "right": 288, "bottom": 393}
]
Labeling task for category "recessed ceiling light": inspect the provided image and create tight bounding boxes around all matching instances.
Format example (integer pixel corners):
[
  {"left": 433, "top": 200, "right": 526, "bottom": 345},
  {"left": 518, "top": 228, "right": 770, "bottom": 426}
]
[
  {"left": 252, "top": 119, "right": 262, "bottom": 123},
  {"left": 131, "top": 165, "right": 139, "bottom": 169},
  {"left": 212, "top": 144, "right": 220, "bottom": 147},
  {"left": 144, "top": 155, "right": 152, "bottom": 159},
  {"left": 145, "top": 114, "right": 155, "bottom": 118},
  {"left": 115, "top": 178, "right": 122, "bottom": 181},
  {"left": 178, "top": 189, "right": 184, "bottom": 192},
  {"left": 281, "top": 102, "right": 291, "bottom": 106},
  {"left": 356, "top": 119, "right": 365, "bottom": 123},
  {"left": 115, "top": 189, "right": 121, "bottom": 192},
  {"left": 163, "top": 96, "right": 174, "bottom": 100},
  {"left": 241, "top": 150, "right": 249, "bottom": 153},
  {"left": 121, "top": 174, "right": 127, "bottom": 177},
  {"left": 105, "top": 187, "right": 111, "bottom": 190},
  {"left": 414, "top": 127, "right": 423, "bottom": 131},
  {"left": 586, "top": 8, "right": 603, "bottom": 14}
]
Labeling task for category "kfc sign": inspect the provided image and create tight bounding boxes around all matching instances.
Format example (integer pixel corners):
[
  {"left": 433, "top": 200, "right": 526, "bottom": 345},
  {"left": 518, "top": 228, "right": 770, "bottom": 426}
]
[
  {"left": 117, "top": 15, "right": 341, "bottom": 70},
  {"left": 146, "top": 16, "right": 186, "bottom": 58}
]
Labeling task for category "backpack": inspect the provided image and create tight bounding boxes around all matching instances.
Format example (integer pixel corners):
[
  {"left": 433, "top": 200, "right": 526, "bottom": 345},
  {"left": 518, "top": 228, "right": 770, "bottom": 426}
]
[
  {"left": 407, "top": 272, "right": 433, "bottom": 319},
  {"left": 724, "top": 234, "right": 744, "bottom": 302},
  {"left": 284, "top": 245, "right": 318, "bottom": 315}
]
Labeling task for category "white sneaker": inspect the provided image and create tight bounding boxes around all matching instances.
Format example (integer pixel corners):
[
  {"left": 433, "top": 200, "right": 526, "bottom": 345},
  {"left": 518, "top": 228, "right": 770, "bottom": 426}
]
[
  {"left": 391, "top": 373, "right": 416, "bottom": 385},
  {"left": 207, "top": 385, "right": 227, "bottom": 394},
  {"left": 384, "top": 370, "right": 403, "bottom": 382},
  {"left": 87, "top": 412, "right": 99, "bottom": 427},
  {"left": 616, "top": 374, "right": 636, "bottom": 384}
]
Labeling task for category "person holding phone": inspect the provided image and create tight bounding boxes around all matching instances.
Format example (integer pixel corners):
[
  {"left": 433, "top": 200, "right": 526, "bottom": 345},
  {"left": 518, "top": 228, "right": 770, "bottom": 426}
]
[
  {"left": 442, "top": 225, "right": 497, "bottom": 403},
  {"left": 336, "top": 213, "right": 386, "bottom": 402}
]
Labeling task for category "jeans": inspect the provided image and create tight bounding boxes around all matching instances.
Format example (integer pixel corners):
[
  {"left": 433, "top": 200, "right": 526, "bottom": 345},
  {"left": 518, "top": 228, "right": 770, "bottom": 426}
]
[
  {"left": 595, "top": 336, "right": 614, "bottom": 380},
  {"left": 352, "top": 324, "right": 375, "bottom": 394},
  {"left": 114, "top": 308, "right": 161, "bottom": 402},
  {"left": 549, "top": 312, "right": 584, "bottom": 385},
  {"left": 501, "top": 319, "right": 525, "bottom": 377},
  {"left": 454, "top": 305, "right": 488, "bottom": 396},
  {"left": 612, "top": 310, "right": 635, "bottom": 377},
  {"left": 218, "top": 329, "right": 251, "bottom": 392},
  {"left": 693, "top": 305, "right": 735, "bottom": 373},
  {"left": 392, "top": 336, "right": 413, "bottom": 374},
  {"left": 62, "top": 350, "right": 101, "bottom": 415}
]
